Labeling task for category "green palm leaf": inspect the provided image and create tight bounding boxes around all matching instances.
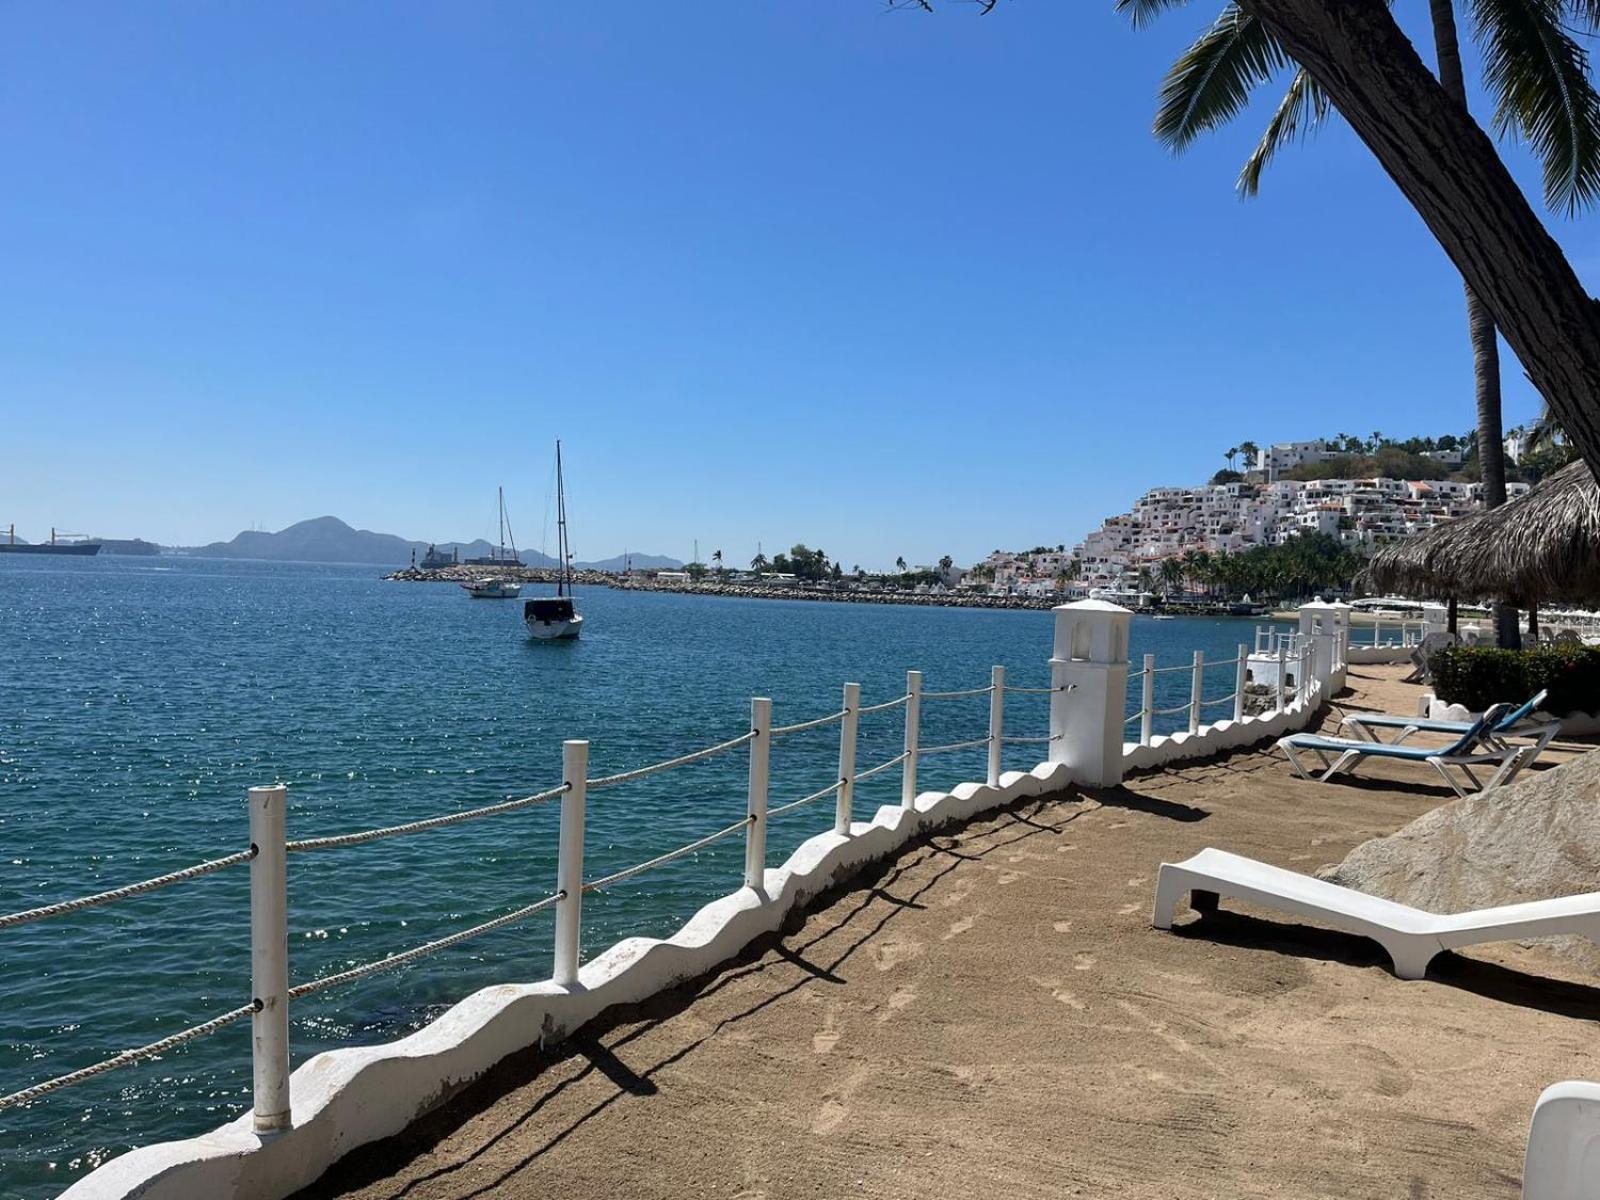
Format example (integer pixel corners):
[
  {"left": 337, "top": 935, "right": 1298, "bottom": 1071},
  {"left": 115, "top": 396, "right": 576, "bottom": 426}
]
[
  {"left": 1473, "top": 0, "right": 1600, "bottom": 212},
  {"left": 1114, "top": 0, "right": 1190, "bottom": 29},
  {"left": 1238, "top": 67, "right": 1332, "bottom": 195},
  {"left": 1154, "top": 4, "right": 1289, "bottom": 153}
]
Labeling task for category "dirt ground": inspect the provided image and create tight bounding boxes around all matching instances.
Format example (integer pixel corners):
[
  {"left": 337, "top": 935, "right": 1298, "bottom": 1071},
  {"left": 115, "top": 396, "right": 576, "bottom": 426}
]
[{"left": 298, "top": 666, "right": 1600, "bottom": 1200}]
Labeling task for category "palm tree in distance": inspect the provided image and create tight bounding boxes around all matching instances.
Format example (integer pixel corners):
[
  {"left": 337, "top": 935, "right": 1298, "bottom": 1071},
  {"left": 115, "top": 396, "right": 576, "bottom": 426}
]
[
  {"left": 1237, "top": 440, "right": 1259, "bottom": 474},
  {"left": 1225, "top": 446, "right": 1239, "bottom": 472},
  {"left": 712, "top": 548, "right": 723, "bottom": 579},
  {"left": 750, "top": 551, "right": 768, "bottom": 573},
  {"left": 895, "top": 556, "right": 907, "bottom": 574},
  {"left": 1158, "top": 557, "right": 1184, "bottom": 596},
  {"left": 1120, "top": 0, "right": 1600, "bottom": 646}
]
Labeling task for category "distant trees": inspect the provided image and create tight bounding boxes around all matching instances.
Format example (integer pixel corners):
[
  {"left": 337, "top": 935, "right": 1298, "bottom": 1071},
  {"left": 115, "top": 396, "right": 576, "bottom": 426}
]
[
  {"left": 712, "top": 548, "right": 723, "bottom": 579},
  {"left": 1159, "top": 533, "right": 1362, "bottom": 601},
  {"left": 895, "top": 555, "right": 908, "bottom": 574},
  {"left": 1158, "top": 557, "right": 1183, "bottom": 595},
  {"left": 938, "top": 554, "right": 954, "bottom": 575},
  {"left": 750, "top": 551, "right": 769, "bottom": 572}
]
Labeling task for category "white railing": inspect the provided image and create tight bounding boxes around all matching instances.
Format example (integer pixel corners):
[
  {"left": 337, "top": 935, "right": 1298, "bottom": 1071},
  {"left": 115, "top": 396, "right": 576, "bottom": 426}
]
[
  {"left": 1130, "top": 636, "right": 1317, "bottom": 748},
  {"left": 0, "top": 663, "right": 1057, "bottom": 1123},
  {"left": 1360, "top": 618, "right": 1427, "bottom": 649}
]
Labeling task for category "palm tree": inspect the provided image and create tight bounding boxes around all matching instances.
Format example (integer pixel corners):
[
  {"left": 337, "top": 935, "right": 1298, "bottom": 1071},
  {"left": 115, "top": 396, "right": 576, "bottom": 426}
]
[
  {"left": 712, "top": 548, "right": 723, "bottom": 579},
  {"left": 1225, "top": 445, "right": 1239, "bottom": 471},
  {"left": 750, "top": 552, "right": 768, "bottom": 573},
  {"left": 1158, "top": 557, "right": 1184, "bottom": 595},
  {"left": 938, "top": 554, "right": 954, "bottom": 579},
  {"left": 895, "top": 555, "right": 907, "bottom": 574},
  {"left": 1237, "top": 439, "right": 1260, "bottom": 473},
  {"left": 1121, "top": 0, "right": 1600, "bottom": 646}
]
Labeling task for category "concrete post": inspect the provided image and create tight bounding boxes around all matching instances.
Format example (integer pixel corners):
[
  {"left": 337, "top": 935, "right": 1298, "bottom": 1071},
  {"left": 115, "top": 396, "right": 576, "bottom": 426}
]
[
  {"left": 1275, "top": 641, "right": 1288, "bottom": 713},
  {"left": 836, "top": 682, "right": 860, "bottom": 835},
  {"left": 987, "top": 665, "right": 1005, "bottom": 787},
  {"left": 1048, "top": 600, "right": 1132, "bottom": 788},
  {"left": 1234, "top": 643, "right": 1248, "bottom": 723},
  {"left": 1188, "top": 650, "right": 1205, "bottom": 734},
  {"left": 901, "top": 670, "right": 921, "bottom": 809},
  {"left": 554, "top": 741, "right": 587, "bottom": 987},
  {"left": 1140, "top": 654, "right": 1155, "bottom": 747},
  {"left": 744, "top": 698, "right": 771, "bottom": 891},
  {"left": 249, "top": 785, "right": 291, "bottom": 1134}
]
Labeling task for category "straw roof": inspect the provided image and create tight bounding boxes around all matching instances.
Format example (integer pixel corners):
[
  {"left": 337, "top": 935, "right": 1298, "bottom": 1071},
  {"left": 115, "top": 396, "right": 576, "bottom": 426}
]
[{"left": 1363, "top": 460, "right": 1600, "bottom": 605}]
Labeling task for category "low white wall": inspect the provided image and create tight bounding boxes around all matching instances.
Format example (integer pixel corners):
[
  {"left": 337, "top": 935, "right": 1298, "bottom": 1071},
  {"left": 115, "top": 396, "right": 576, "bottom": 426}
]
[
  {"left": 1122, "top": 677, "right": 1327, "bottom": 773},
  {"left": 1345, "top": 645, "right": 1415, "bottom": 666},
  {"left": 1422, "top": 695, "right": 1600, "bottom": 737},
  {"left": 64, "top": 761, "right": 1076, "bottom": 1200}
]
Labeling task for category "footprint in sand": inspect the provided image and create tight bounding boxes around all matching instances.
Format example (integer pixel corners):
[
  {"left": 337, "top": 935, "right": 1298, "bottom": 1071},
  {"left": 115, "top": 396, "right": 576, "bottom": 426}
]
[
  {"left": 943, "top": 916, "right": 975, "bottom": 941},
  {"left": 812, "top": 1098, "right": 849, "bottom": 1134},
  {"left": 941, "top": 884, "right": 973, "bottom": 908},
  {"left": 813, "top": 1028, "right": 840, "bottom": 1054},
  {"left": 998, "top": 870, "right": 1021, "bottom": 885},
  {"left": 878, "top": 986, "right": 917, "bottom": 1022},
  {"left": 1074, "top": 952, "right": 1097, "bottom": 972},
  {"left": 1118, "top": 903, "right": 1141, "bottom": 916},
  {"left": 1053, "top": 919, "right": 1074, "bottom": 933},
  {"left": 873, "top": 936, "right": 924, "bottom": 971},
  {"left": 1056, "top": 843, "right": 1078, "bottom": 853},
  {"left": 1052, "top": 987, "right": 1086, "bottom": 1010},
  {"left": 1126, "top": 876, "right": 1148, "bottom": 888}
]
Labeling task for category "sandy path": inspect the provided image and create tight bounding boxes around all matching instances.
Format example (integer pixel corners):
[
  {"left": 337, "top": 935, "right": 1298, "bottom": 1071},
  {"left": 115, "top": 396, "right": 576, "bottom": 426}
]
[{"left": 298, "top": 667, "right": 1599, "bottom": 1200}]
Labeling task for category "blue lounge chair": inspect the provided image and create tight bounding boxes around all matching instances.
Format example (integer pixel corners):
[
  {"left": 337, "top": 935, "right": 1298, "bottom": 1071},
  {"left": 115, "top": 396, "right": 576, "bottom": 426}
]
[
  {"left": 1277, "top": 702, "right": 1532, "bottom": 798},
  {"left": 1339, "top": 689, "right": 1561, "bottom": 762}
]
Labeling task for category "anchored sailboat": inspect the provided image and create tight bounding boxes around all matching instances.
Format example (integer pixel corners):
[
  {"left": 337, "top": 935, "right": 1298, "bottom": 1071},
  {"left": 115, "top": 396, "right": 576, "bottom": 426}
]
[
  {"left": 524, "top": 442, "right": 584, "bottom": 640},
  {"left": 462, "top": 486, "right": 523, "bottom": 599}
]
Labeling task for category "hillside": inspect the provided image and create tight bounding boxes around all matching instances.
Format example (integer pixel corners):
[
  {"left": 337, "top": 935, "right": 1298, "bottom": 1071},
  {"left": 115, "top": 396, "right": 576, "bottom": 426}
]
[{"left": 183, "top": 516, "right": 679, "bottom": 570}]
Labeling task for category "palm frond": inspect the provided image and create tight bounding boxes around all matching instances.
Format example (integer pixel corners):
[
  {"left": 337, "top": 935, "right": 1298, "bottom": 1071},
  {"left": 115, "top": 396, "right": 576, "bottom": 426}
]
[
  {"left": 1154, "top": 4, "right": 1289, "bottom": 153},
  {"left": 1473, "top": 0, "right": 1600, "bottom": 213},
  {"left": 1115, "top": 0, "right": 1190, "bottom": 29},
  {"left": 1564, "top": 0, "right": 1600, "bottom": 29},
  {"left": 1237, "top": 67, "right": 1332, "bottom": 195}
]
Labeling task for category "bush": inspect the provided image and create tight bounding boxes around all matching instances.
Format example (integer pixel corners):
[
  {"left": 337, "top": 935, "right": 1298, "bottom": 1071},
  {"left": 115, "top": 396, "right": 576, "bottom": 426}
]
[{"left": 1431, "top": 645, "right": 1600, "bottom": 716}]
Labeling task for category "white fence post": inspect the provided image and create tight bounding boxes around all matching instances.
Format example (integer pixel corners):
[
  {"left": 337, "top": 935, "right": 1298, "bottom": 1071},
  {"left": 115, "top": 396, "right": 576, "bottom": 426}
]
[
  {"left": 1275, "top": 641, "right": 1288, "bottom": 713},
  {"left": 1188, "top": 650, "right": 1205, "bottom": 734},
  {"left": 836, "top": 682, "right": 860, "bottom": 835},
  {"left": 249, "top": 784, "right": 291, "bottom": 1134},
  {"left": 1049, "top": 601, "right": 1132, "bottom": 788},
  {"left": 987, "top": 665, "right": 1005, "bottom": 787},
  {"left": 744, "top": 698, "right": 771, "bottom": 891},
  {"left": 1140, "top": 654, "right": 1155, "bottom": 747},
  {"left": 1234, "top": 643, "right": 1248, "bottom": 722},
  {"left": 1299, "top": 643, "right": 1312, "bottom": 704},
  {"left": 1374, "top": 618, "right": 1383, "bottom": 648},
  {"left": 554, "top": 740, "right": 588, "bottom": 988},
  {"left": 901, "top": 670, "right": 921, "bottom": 809}
]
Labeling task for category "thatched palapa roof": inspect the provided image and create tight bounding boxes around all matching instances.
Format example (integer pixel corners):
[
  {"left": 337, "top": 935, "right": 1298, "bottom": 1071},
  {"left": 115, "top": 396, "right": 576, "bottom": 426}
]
[{"left": 1363, "top": 460, "right": 1600, "bottom": 605}]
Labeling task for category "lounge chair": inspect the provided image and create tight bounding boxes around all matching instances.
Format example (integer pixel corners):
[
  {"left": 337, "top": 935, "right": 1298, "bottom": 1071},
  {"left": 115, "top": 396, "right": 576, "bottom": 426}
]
[
  {"left": 1525, "top": 1081, "right": 1600, "bottom": 1199},
  {"left": 1339, "top": 689, "right": 1561, "bottom": 763},
  {"left": 1152, "top": 847, "right": 1600, "bottom": 980},
  {"left": 1277, "top": 702, "right": 1531, "bottom": 798}
]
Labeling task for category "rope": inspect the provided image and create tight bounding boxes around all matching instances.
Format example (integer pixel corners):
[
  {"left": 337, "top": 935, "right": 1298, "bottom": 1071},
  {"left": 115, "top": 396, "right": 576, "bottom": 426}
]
[
  {"left": 767, "top": 781, "right": 842, "bottom": 818},
  {"left": 0, "top": 850, "right": 256, "bottom": 931},
  {"left": 288, "top": 892, "right": 564, "bottom": 999},
  {"left": 770, "top": 709, "right": 848, "bottom": 737},
  {"left": 582, "top": 818, "right": 753, "bottom": 892},
  {"left": 0, "top": 1001, "right": 258, "bottom": 1111},
  {"left": 921, "top": 685, "right": 993, "bottom": 700},
  {"left": 586, "top": 731, "right": 757, "bottom": 790},
  {"left": 1001, "top": 684, "right": 1074, "bottom": 695},
  {"left": 288, "top": 786, "right": 565, "bottom": 853},
  {"left": 858, "top": 694, "right": 910, "bottom": 715},
  {"left": 1124, "top": 710, "right": 1145, "bottom": 724},
  {"left": 1201, "top": 693, "right": 1239, "bottom": 707},
  {"left": 1001, "top": 735, "right": 1054, "bottom": 745},
  {"left": 917, "top": 737, "right": 991, "bottom": 756},
  {"left": 1149, "top": 663, "right": 1197, "bottom": 676},
  {"left": 1153, "top": 702, "right": 1193, "bottom": 716},
  {"left": 855, "top": 751, "right": 909, "bottom": 781}
]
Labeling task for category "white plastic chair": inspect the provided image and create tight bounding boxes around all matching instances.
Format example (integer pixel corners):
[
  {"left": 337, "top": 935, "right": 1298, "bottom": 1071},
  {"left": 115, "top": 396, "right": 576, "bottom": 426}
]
[{"left": 1524, "top": 1081, "right": 1600, "bottom": 1198}]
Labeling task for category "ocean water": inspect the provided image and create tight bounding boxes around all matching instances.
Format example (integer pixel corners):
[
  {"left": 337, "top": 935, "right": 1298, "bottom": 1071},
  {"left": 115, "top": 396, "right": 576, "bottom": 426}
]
[{"left": 0, "top": 556, "right": 1286, "bottom": 1196}]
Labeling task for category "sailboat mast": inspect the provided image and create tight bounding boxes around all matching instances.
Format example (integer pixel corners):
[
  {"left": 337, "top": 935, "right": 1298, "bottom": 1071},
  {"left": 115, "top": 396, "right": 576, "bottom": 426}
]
[
  {"left": 498, "top": 486, "right": 505, "bottom": 564},
  {"left": 556, "top": 441, "right": 569, "bottom": 596}
]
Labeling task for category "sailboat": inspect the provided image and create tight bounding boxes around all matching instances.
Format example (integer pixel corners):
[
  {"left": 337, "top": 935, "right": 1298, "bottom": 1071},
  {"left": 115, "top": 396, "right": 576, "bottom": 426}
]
[
  {"left": 462, "top": 486, "right": 524, "bottom": 599},
  {"left": 524, "top": 442, "right": 584, "bottom": 640}
]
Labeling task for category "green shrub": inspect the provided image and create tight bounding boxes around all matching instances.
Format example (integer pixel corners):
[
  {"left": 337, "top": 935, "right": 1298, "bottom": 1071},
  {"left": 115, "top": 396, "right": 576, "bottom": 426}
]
[{"left": 1431, "top": 645, "right": 1600, "bottom": 715}]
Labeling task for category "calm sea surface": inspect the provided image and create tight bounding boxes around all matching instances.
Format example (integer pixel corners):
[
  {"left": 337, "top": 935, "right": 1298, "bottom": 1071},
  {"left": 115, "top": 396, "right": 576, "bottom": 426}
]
[{"left": 0, "top": 556, "right": 1287, "bottom": 1196}]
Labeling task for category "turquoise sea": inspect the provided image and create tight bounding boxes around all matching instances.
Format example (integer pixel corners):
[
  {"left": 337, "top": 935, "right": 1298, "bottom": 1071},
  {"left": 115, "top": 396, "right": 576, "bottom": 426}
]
[{"left": 0, "top": 556, "right": 1287, "bottom": 1197}]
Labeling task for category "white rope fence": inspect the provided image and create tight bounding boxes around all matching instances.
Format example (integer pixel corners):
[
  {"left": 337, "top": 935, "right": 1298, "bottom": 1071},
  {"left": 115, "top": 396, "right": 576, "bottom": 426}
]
[{"left": 2, "top": 660, "right": 1074, "bottom": 1131}]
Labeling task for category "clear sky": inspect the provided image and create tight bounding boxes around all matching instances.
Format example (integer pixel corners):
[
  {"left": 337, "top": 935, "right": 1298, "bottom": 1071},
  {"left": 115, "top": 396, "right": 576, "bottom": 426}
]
[{"left": 2, "top": 2, "right": 1589, "bottom": 569}]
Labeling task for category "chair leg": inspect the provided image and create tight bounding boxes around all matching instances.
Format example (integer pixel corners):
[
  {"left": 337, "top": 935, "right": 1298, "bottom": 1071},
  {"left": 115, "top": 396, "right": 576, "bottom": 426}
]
[
  {"left": 1279, "top": 741, "right": 1314, "bottom": 782},
  {"left": 1152, "top": 868, "right": 1187, "bottom": 930},
  {"left": 1384, "top": 938, "right": 1438, "bottom": 981},
  {"left": 1320, "top": 750, "right": 1359, "bottom": 782},
  {"left": 1430, "top": 759, "right": 1471, "bottom": 800}
]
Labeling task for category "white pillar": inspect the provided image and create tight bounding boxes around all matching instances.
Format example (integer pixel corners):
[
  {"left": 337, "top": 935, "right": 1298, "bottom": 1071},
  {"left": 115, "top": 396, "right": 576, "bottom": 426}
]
[
  {"left": 1140, "top": 653, "right": 1155, "bottom": 747},
  {"left": 553, "top": 741, "right": 587, "bottom": 987},
  {"left": 249, "top": 784, "right": 291, "bottom": 1134},
  {"left": 836, "top": 682, "right": 860, "bottom": 835},
  {"left": 1233, "top": 643, "right": 1248, "bottom": 722},
  {"left": 1422, "top": 601, "right": 1449, "bottom": 636},
  {"left": 901, "top": 670, "right": 921, "bottom": 808},
  {"left": 744, "top": 698, "right": 771, "bottom": 891},
  {"left": 1049, "top": 600, "right": 1132, "bottom": 788},
  {"left": 1275, "top": 641, "right": 1288, "bottom": 713},
  {"left": 987, "top": 665, "right": 1005, "bottom": 787},
  {"left": 1188, "top": 650, "right": 1205, "bottom": 734}
]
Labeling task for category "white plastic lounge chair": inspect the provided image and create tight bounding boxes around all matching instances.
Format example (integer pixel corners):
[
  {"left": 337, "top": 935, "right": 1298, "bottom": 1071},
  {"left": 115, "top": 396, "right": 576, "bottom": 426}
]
[
  {"left": 1340, "top": 689, "right": 1561, "bottom": 763},
  {"left": 1152, "top": 847, "right": 1600, "bottom": 980},
  {"left": 1277, "top": 702, "right": 1531, "bottom": 798},
  {"left": 1524, "top": 1081, "right": 1600, "bottom": 1199}
]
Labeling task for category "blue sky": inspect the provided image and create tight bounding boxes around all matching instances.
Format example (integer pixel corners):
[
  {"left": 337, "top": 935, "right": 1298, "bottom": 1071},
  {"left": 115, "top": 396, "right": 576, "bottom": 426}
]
[{"left": 2, "top": 2, "right": 1589, "bottom": 568}]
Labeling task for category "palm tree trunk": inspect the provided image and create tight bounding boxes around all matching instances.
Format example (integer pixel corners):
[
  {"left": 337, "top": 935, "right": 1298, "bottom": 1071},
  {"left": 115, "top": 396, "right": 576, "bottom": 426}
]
[
  {"left": 1424, "top": 0, "right": 1519, "bottom": 647},
  {"left": 1236, "top": 0, "right": 1600, "bottom": 481}
]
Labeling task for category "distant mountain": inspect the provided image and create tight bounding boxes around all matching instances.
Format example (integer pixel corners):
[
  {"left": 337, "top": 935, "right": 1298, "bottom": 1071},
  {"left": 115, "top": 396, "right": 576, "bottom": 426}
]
[
  {"left": 578, "top": 553, "right": 682, "bottom": 572},
  {"left": 181, "top": 516, "right": 670, "bottom": 570},
  {"left": 96, "top": 538, "right": 162, "bottom": 556}
]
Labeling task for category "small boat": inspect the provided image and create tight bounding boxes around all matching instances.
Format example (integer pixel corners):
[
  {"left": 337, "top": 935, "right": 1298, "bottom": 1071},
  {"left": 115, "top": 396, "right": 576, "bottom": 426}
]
[
  {"left": 525, "top": 441, "right": 584, "bottom": 640},
  {"left": 462, "top": 578, "right": 522, "bottom": 600},
  {"left": 1152, "top": 614, "right": 1176, "bottom": 621}
]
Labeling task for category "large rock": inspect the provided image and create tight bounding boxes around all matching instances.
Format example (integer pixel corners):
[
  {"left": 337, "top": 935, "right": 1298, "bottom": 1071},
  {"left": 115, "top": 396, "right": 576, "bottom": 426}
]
[{"left": 1322, "top": 749, "right": 1600, "bottom": 970}]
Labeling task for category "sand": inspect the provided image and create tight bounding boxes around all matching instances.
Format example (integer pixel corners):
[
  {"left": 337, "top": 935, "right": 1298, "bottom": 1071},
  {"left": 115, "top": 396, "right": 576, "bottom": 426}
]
[{"left": 296, "top": 666, "right": 1600, "bottom": 1200}]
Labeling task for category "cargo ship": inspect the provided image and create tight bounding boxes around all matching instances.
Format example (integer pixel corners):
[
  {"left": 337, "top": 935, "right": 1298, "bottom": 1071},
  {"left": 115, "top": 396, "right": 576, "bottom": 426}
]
[{"left": 0, "top": 524, "right": 101, "bottom": 555}]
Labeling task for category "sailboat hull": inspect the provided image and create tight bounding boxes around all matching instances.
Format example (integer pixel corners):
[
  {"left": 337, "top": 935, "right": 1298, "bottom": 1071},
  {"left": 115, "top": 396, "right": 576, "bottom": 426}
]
[{"left": 526, "top": 612, "right": 583, "bottom": 640}]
